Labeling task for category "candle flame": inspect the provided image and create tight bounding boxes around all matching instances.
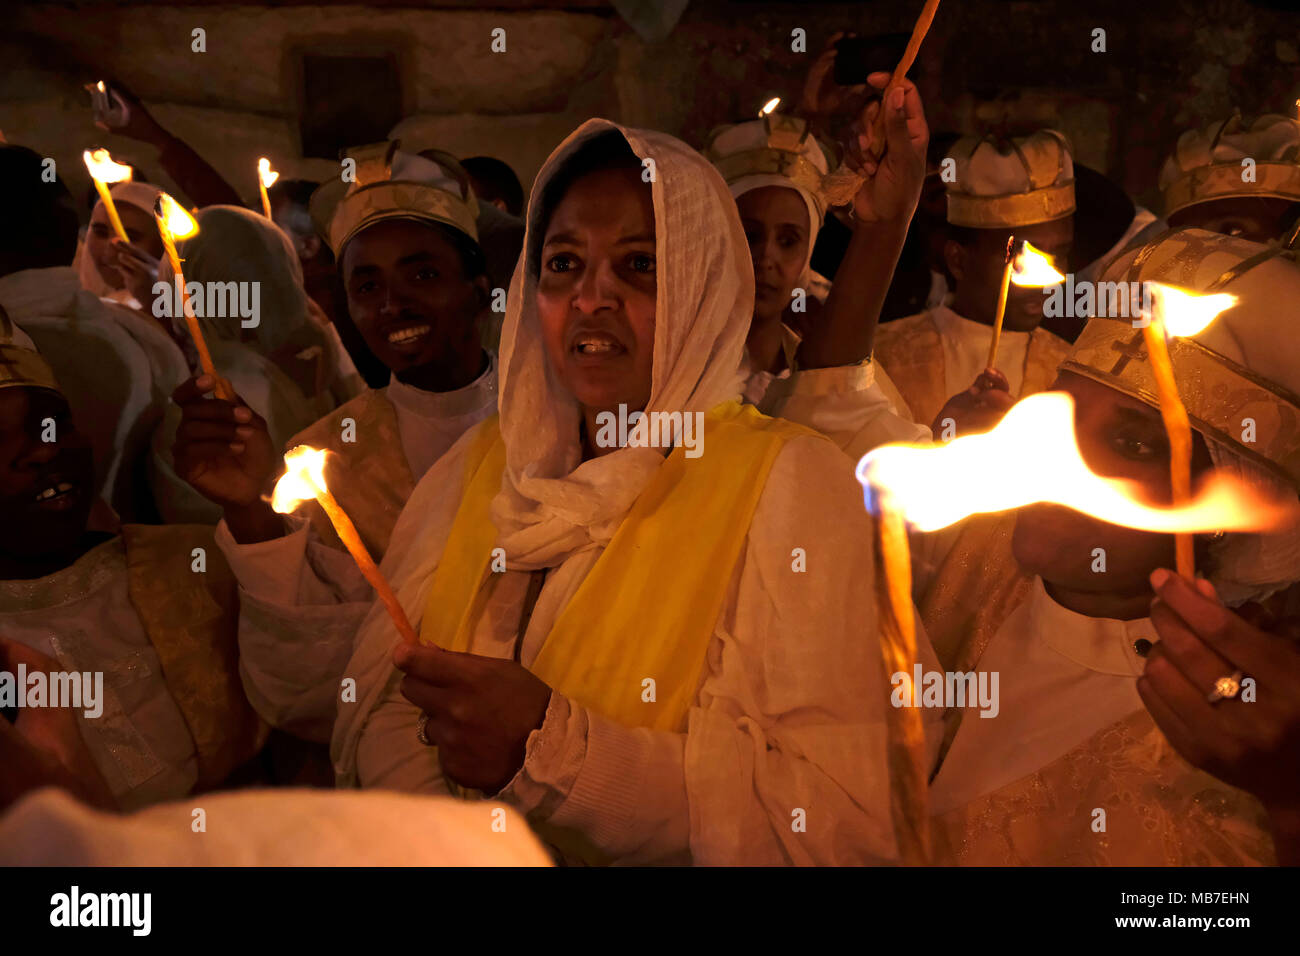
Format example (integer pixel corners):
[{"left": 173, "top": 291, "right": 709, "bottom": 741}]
[
  {"left": 258, "top": 157, "right": 279, "bottom": 189},
  {"left": 760, "top": 97, "right": 781, "bottom": 117},
  {"left": 1147, "top": 281, "right": 1237, "bottom": 337},
  {"left": 155, "top": 193, "right": 199, "bottom": 239},
  {"left": 1010, "top": 241, "right": 1065, "bottom": 287},
  {"left": 83, "top": 148, "right": 133, "bottom": 184},
  {"left": 857, "top": 391, "right": 1292, "bottom": 533},
  {"left": 271, "top": 445, "right": 330, "bottom": 514},
  {"left": 96, "top": 81, "right": 106, "bottom": 93}
]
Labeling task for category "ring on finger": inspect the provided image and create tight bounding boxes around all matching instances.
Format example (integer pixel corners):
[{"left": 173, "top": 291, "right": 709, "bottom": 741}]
[{"left": 1206, "top": 670, "right": 1244, "bottom": 705}]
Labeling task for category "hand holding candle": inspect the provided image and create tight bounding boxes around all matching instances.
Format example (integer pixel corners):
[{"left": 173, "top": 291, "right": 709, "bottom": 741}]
[
  {"left": 272, "top": 446, "right": 419, "bottom": 644},
  {"left": 82, "top": 148, "right": 133, "bottom": 243},
  {"left": 257, "top": 157, "right": 279, "bottom": 219}
]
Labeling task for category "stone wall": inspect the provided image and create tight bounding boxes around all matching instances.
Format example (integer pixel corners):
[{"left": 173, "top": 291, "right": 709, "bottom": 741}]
[{"left": 3, "top": 1, "right": 1298, "bottom": 217}]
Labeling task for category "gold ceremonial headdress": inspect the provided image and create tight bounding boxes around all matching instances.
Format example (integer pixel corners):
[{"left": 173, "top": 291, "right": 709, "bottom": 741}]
[
  {"left": 309, "top": 140, "right": 480, "bottom": 256},
  {"left": 945, "top": 130, "right": 1076, "bottom": 228},
  {"left": 1159, "top": 111, "right": 1300, "bottom": 219},
  {"left": 1061, "top": 228, "right": 1300, "bottom": 488},
  {"left": 704, "top": 114, "right": 834, "bottom": 221},
  {"left": 0, "top": 306, "right": 61, "bottom": 396}
]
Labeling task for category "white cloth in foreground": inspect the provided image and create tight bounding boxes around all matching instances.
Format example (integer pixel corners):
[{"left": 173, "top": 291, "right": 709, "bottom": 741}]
[
  {"left": 0, "top": 538, "right": 197, "bottom": 809},
  {"left": 0, "top": 787, "right": 551, "bottom": 866},
  {"left": 926, "top": 576, "right": 1150, "bottom": 813}
]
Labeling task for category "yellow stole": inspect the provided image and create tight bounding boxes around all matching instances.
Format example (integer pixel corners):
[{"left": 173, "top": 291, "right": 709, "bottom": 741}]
[
  {"left": 919, "top": 516, "right": 1275, "bottom": 865},
  {"left": 289, "top": 389, "right": 414, "bottom": 561},
  {"left": 419, "top": 400, "right": 817, "bottom": 733},
  {"left": 121, "top": 524, "right": 267, "bottom": 789}
]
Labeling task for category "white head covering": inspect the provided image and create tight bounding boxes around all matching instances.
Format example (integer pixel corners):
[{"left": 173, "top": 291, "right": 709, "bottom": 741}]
[
  {"left": 490, "top": 118, "right": 753, "bottom": 569},
  {"left": 705, "top": 117, "right": 831, "bottom": 282},
  {"left": 74, "top": 181, "right": 164, "bottom": 304}
]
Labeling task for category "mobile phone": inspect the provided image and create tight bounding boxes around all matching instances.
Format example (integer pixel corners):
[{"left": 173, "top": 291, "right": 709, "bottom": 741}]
[
  {"left": 833, "top": 34, "right": 912, "bottom": 86},
  {"left": 84, "top": 81, "right": 130, "bottom": 129}
]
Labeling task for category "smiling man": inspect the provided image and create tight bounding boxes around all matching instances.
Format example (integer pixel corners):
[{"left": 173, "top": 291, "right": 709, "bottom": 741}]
[
  {"left": 173, "top": 142, "right": 497, "bottom": 561},
  {"left": 0, "top": 316, "right": 262, "bottom": 812},
  {"left": 873, "top": 130, "right": 1075, "bottom": 430}
]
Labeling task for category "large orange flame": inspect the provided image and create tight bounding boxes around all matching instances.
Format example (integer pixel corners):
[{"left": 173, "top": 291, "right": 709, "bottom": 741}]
[
  {"left": 856, "top": 391, "right": 1292, "bottom": 533},
  {"left": 271, "top": 445, "right": 329, "bottom": 514},
  {"left": 82, "top": 148, "right": 133, "bottom": 184},
  {"left": 1010, "top": 241, "right": 1065, "bottom": 288}
]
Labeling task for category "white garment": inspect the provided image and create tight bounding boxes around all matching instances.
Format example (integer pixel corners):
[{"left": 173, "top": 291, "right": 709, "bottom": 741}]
[
  {"left": 930, "top": 303, "right": 1034, "bottom": 398},
  {"left": 926, "top": 576, "right": 1151, "bottom": 814},
  {"left": 0, "top": 787, "right": 551, "bottom": 866},
  {"left": 385, "top": 354, "right": 498, "bottom": 480},
  {"left": 0, "top": 267, "right": 173, "bottom": 521},
  {"left": 0, "top": 538, "right": 198, "bottom": 809}
]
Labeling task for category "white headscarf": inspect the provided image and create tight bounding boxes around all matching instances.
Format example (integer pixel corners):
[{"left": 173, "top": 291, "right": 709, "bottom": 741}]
[
  {"left": 488, "top": 118, "right": 754, "bottom": 569},
  {"left": 74, "top": 181, "right": 164, "bottom": 304},
  {"left": 708, "top": 119, "right": 830, "bottom": 283}
]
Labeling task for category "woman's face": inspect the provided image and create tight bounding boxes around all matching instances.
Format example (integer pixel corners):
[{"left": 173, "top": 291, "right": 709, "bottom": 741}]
[
  {"left": 1012, "top": 371, "right": 1214, "bottom": 594},
  {"left": 536, "top": 164, "right": 657, "bottom": 416},
  {"left": 736, "top": 185, "right": 809, "bottom": 322},
  {"left": 85, "top": 202, "right": 163, "bottom": 289}
]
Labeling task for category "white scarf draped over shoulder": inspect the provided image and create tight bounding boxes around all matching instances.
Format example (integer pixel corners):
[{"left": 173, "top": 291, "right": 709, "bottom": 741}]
[{"left": 331, "top": 118, "right": 756, "bottom": 782}]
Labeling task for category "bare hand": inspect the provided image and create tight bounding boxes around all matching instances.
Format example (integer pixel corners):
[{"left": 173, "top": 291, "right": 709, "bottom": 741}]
[
  {"left": 1139, "top": 571, "right": 1300, "bottom": 818},
  {"left": 394, "top": 642, "right": 553, "bottom": 795},
  {"left": 799, "top": 32, "right": 867, "bottom": 123},
  {"left": 92, "top": 79, "right": 164, "bottom": 143},
  {"left": 171, "top": 374, "right": 276, "bottom": 509},
  {"left": 109, "top": 238, "right": 159, "bottom": 307},
  {"left": 931, "top": 368, "right": 1014, "bottom": 437},
  {"left": 0, "top": 639, "right": 115, "bottom": 813},
  {"left": 844, "top": 72, "right": 929, "bottom": 224}
]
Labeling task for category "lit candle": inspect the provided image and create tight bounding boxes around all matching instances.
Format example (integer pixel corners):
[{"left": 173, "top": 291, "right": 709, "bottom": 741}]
[
  {"left": 272, "top": 446, "right": 419, "bottom": 643},
  {"left": 82, "top": 148, "right": 133, "bottom": 243},
  {"left": 257, "top": 157, "right": 279, "bottom": 219},
  {"left": 1141, "top": 282, "right": 1237, "bottom": 579},
  {"left": 759, "top": 97, "right": 781, "bottom": 118},
  {"left": 154, "top": 193, "right": 234, "bottom": 401},
  {"left": 870, "top": 489, "right": 930, "bottom": 865},
  {"left": 987, "top": 240, "right": 1065, "bottom": 370}
]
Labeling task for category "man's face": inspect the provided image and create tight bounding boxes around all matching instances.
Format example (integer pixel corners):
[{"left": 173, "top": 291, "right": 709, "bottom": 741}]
[
  {"left": 1012, "top": 371, "right": 1213, "bottom": 594},
  {"left": 536, "top": 165, "right": 657, "bottom": 417},
  {"left": 947, "top": 216, "right": 1074, "bottom": 331},
  {"left": 0, "top": 387, "right": 95, "bottom": 561},
  {"left": 85, "top": 202, "right": 163, "bottom": 289},
  {"left": 735, "top": 186, "right": 810, "bottom": 323},
  {"left": 341, "top": 220, "right": 487, "bottom": 378},
  {"left": 1168, "top": 197, "right": 1299, "bottom": 243}
]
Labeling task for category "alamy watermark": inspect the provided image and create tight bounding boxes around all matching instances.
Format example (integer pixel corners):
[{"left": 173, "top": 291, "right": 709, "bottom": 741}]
[
  {"left": 891, "top": 665, "right": 1000, "bottom": 718},
  {"left": 593, "top": 404, "right": 704, "bottom": 458},
  {"left": 1042, "top": 275, "right": 1153, "bottom": 321},
  {"left": 152, "top": 278, "right": 260, "bottom": 329},
  {"left": 0, "top": 666, "right": 103, "bottom": 718}
]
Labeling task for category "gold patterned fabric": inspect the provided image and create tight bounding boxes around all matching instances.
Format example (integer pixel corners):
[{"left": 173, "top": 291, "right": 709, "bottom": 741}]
[
  {"left": 0, "top": 307, "right": 61, "bottom": 395},
  {"left": 1159, "top": 112, "right": 1300, "bottom": 217},
  {"left": 1064, "top": 227, "right": 1300, "bottom": 489},
  {"left": 944, "top": 130, "right": 1076, "bottom": 228},
  {"left": 288, "top": 389, "right": 414, "bottom": 561},
  {"left": 872, "top": 312, "right": 1072, "bottom": 427},
  {"left": 920, "top": 515, "right": 1275, "bottom": 865},
  {"left": 121, "top": 524, "right": 267, "bottom": 789}
]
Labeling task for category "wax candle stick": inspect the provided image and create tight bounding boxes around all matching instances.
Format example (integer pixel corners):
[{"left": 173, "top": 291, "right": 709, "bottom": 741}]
[
  {"left": 1140, "top": 314, "right": 1196, "bottom": 578},
  {"left": 986, "top": 235, "right": 1015, "bottom": 369},
  {"left": 257, "top": 158, "right": 279, "bottom": 219},
  {"left": 154, "top": 193, "right": 234, "bottom": 401},
  {"left": 872, "top": 491, "right": 931, "bottom": 865},
  {"left": 83, "top": 148, "right": 132, "bottom": 242},
  {"left": 272, "top": 446, "right": 419, "bottom": 643}
]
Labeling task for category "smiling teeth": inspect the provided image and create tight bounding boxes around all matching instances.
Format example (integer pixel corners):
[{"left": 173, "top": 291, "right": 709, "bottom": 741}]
[
  {"left": 388, "top": 325, "right": 430, "bottom": 344},
  {"left": 35, "top": 482, "right": 73, "bottom": 501},
  {"left": 576, "top": 338, "right": 618, "bottom": 353}
]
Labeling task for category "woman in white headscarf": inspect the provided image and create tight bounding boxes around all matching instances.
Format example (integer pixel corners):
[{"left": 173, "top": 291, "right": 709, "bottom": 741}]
[
  {"left": 705, "top": 73, "right": 935, "bottom": 454},
  {"left": 74, "top": 181, "right": 165, "bottom": 310},
  {"left": 314, "top": 120, "right": 912, "bottom": 865},
  {"left": 150, "top": 206, "right": 349, "bottom": 522}
]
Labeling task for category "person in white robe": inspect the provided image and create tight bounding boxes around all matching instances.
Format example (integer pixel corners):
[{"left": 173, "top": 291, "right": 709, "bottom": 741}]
[
  {"left": 73, "top": 180, "right": 165, "bottom": 312},
  {"left": 219, "top": 119, "right": 937, "bottom": 865}
]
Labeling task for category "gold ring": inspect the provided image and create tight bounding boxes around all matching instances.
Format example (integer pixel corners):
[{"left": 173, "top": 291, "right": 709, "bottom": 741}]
[
  {"left": 416, "top": 712, "right": 432, "bottom": 745},
  {"left": 1206, "top": 670, "right": 1244, "bottom": 704}
]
